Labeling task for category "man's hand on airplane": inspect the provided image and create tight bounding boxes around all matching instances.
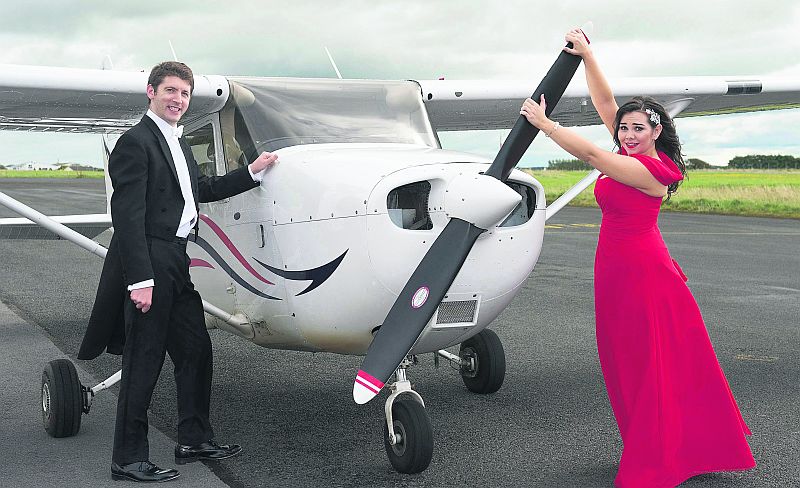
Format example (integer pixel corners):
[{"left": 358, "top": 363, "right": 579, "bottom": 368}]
[{"left": 249, "top": 151, "right": 278, "bottom": 174}]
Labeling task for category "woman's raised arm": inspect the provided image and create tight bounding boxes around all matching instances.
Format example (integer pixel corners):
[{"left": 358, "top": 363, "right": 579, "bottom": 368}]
[{"left": 564, "top": 28, "right": 618, "bottom": 136}]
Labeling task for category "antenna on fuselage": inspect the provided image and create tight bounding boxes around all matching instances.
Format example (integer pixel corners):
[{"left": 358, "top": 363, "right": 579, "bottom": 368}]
[
  {"left": 324, "top": 46, "right": 343, "bottom": 79},
  {"left": 168, "top": 40, "right": 179, "bottom": 61}
]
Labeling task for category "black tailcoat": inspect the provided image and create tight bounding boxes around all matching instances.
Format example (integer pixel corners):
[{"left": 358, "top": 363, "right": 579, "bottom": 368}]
[{"left": 78, "top": 115, "right": 257, "bottom": 360}]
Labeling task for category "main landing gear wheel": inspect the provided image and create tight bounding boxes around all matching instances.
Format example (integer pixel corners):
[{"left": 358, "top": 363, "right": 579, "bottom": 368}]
[
  {"left": 383, "top": 398, "right": 433, "bottom": 474},
  {"left": 459, "top": 328, "right": 506, "bottom": 394},
  {"left": 41, "top": 359, "right": 83, "bottom": 438}
]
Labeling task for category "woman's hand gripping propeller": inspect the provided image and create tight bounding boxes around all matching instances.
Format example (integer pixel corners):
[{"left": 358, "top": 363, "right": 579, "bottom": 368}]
[{"left": 353, "top": 33, "right": 589, "bottom": 404}]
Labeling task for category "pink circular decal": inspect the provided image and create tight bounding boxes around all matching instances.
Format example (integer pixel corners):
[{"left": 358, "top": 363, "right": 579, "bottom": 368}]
[{"left": 411, "top": 286, "right": 430, "bottom": 309}]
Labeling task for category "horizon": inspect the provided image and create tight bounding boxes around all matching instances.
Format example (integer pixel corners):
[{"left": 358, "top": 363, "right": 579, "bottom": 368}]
[{"left": 5, "top": 152, "right": 800, "bottom": 170}]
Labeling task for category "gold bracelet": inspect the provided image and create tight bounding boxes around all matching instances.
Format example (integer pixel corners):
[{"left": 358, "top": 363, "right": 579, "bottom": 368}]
[{"left": 545, "top": 121, "right": 560, "bottom": 138}]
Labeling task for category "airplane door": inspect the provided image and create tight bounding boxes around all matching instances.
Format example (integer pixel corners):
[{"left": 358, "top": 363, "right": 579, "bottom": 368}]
[
  {"left": 216, "top": 92, "right": 290, "bottom": 325},
  {"left": 183, "top": 116, "right": 236, "bottom": 314}
]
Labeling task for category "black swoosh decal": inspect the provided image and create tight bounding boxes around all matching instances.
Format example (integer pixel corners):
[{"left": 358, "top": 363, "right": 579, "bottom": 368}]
[{"left": 254, "top": 250, "right": 347, "bottom": 296}]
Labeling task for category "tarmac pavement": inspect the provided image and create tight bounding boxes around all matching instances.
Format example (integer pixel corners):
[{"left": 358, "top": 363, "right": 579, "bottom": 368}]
[
  {"left": 1, "top": 177, "right": 799, "bottom": 487},
  {"left": 0, "top": 299, "right": 229, "bottom": 487}
]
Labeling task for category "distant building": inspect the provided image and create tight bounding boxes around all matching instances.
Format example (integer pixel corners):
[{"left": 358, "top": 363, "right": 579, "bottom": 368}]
[
  {"left": 7, "top": 162, "right": 61, "bottom": 171},
  {"left": 4, "top": 162, "right": 101, "bottom": 171}
]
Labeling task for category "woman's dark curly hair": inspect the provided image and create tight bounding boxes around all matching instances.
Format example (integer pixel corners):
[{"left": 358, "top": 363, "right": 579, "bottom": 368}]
[{"left": 612, "top": 96, "right": 686, "bottom": 197}]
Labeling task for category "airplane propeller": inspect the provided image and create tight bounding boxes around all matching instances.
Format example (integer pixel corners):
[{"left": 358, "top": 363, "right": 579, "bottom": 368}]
[{"left": 353, "top": 37, "right": 587, "bottom": 404}]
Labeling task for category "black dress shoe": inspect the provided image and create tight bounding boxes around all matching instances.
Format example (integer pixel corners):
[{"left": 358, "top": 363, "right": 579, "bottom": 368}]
[
  {"left": 175, "top": 439, "right": 242, "bottom": 464},
  {"left": 111, "top": 461, "right": 180, "bottom": 482}
]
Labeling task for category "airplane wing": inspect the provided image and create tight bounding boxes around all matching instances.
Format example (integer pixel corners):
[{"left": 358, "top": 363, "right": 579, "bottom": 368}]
[
  {"left": 417, "top": 76, "right": 800, "bottom": 131},
  {"left": 0, "top": 64, "right": 230, "bottom": 132},
  {"left": 4, "top": 63, "right": 798, "bottom": 133}
]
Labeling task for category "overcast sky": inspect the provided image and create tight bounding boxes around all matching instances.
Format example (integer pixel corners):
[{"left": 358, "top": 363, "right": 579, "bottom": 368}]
[{"left": 1, "top": 0, "right": 799, "bottom": 167}]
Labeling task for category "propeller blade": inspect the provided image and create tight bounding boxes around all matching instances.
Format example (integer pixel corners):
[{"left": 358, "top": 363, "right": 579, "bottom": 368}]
[
  {"left": 484, "top": 42, "right": 584, "bottom": 181},
  {"left": 353, "top": 37, "right": 587, "bottom": 404},
  {"left": 354, "top": 218, "right": 483, "bottom": 404}
]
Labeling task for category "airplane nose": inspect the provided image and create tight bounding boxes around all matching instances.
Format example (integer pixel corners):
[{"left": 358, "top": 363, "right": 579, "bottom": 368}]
[{"left": 444, "top": 173, "right": 522, "bottom": 230}]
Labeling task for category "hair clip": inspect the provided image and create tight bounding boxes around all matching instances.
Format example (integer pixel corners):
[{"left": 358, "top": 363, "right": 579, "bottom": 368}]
[{"left": 645, "top": 108, "right": 661, "bottom": 125}]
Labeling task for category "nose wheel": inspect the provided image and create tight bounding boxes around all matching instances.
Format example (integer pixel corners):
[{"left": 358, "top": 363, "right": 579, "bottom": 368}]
[{"left": 382, "top": 357, "right": 433, "bottom": 474}]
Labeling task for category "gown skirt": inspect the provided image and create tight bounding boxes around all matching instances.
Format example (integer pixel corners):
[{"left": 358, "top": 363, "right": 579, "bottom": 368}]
[{"left": 593, "top": 152, "right": 755, "bottom": 487}]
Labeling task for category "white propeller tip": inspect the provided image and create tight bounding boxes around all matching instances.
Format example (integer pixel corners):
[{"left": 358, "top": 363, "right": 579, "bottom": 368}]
[
  {"left": 353, "top": 370, "right": 384, "bottom": 404},
  {"left": 353, "top": 383, "right": 377, "bottom": 404}
]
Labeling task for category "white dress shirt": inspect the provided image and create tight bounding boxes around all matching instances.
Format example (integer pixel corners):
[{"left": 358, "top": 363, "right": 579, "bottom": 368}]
[{"left": 146, "top": 110, "right": 197, "bottom": 238}]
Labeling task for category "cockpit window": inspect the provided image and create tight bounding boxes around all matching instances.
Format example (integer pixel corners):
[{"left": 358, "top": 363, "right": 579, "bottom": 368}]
[{"left": 220, "top": 78, "right": 439, "bottom": 160}]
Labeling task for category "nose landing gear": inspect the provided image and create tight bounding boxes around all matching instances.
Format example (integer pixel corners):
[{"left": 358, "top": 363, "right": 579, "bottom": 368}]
[
  {"left": 379, "top": 329, "right": 506, "bottom": 473},
  {"left": 382, "top": 357, "right": 433, "bottom": 474}
]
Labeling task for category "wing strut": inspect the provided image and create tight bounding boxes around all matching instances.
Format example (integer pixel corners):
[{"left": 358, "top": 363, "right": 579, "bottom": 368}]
[{"left": 0, "top": 191, "right": 249, "bottom": 331}]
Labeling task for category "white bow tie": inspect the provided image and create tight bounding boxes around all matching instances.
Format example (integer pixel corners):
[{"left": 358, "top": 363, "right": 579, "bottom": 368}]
[{"left": 173, "top": 125, "right": 184, "bottom": 139}]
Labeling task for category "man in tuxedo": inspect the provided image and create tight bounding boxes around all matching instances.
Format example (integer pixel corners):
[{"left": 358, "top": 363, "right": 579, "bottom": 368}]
[{"left": 78, "top": 61, "right": 277, "bottom": 483}]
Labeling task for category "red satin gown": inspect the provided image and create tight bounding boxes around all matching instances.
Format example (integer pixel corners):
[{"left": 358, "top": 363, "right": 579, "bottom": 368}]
[{"left": 593, "top": 150, "right": 756, "bottom": 487}]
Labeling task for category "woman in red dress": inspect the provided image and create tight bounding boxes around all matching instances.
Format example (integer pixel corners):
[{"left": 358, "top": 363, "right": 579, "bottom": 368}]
[{"left": 520, "top": 28, "right": 756, "bottom": 487}]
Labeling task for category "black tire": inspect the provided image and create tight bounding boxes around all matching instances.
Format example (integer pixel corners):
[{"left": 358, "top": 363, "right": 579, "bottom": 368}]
[
  {"left": 41, "top": 359, "right": 83, "bottom": 438},
  {"left": 459, "top": 328, "right": 506, "bottom": 394},
  {"left": 383, "top": 398, "right": 433, "bottom": 474}
]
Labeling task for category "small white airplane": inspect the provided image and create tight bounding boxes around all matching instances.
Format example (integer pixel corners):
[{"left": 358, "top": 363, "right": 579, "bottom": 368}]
[{"left": 1, "top": 40, "right": 799, "bottom": 473}]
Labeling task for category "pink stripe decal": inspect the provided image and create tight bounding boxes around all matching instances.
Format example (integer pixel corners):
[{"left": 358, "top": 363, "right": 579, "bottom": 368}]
[
  {"left": 356, "top": 370, "right": 384, "bottom": 391},
  {"left": 190, "top": 258, "right": 214, "bottom": 269},
  {"left": 355, "top": 377, "right": 380, "bottom": 394},
  {"left": 198, "top": 214, "right": 274, "bottom": 285}
]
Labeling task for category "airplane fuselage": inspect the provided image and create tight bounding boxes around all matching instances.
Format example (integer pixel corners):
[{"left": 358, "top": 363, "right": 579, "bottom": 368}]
[{"left": 190, "top": 143, "right": 546, "bottom": 355}]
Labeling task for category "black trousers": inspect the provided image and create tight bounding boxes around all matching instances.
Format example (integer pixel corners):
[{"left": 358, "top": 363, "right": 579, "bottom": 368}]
[{"left": 113, "top": 237, "right": 214, "bottom": 465}]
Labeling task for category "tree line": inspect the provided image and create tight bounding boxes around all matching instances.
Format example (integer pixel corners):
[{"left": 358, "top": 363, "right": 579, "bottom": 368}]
[
  {"left": 547, "top": 155, "right": 800, "bottom": 170},
  {"left": 728, "top": 155, "right": 800, "bottom": 169}
]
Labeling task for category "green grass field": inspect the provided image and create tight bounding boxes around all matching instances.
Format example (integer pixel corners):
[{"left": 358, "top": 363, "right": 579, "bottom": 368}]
[
  {"left": 523, "top": 169, "right": 800, "bottom": 219},
  {"left": 0, "top": 170, "right": 104, "bottom": 179}
]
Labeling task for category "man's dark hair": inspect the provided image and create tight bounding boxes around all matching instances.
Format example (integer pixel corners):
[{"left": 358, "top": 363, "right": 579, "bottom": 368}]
[{"left": 147, "top": 61, "right": 194, "bottom": 93}]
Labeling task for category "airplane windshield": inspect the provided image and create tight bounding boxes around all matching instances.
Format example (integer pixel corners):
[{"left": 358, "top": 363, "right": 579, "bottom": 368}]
[{"left": 221, "top": 78, "right": 439, "bottom": 160}]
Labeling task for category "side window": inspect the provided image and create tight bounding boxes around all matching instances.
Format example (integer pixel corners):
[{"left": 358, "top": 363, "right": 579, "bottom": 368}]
[
  {"left": 184, "top": 123, "right": 217, "bottom": 177},
  {"left": 219, "top": 84, "right": 258, "bottom": 173}
]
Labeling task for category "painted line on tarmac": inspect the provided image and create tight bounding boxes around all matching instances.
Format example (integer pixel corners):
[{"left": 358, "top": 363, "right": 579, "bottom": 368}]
[
  {"left": 546, "top": 223, "right": 800, "bottom": 236},
  {"left": 735, "top": 354, "right": 779, "bottom": 362}
]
